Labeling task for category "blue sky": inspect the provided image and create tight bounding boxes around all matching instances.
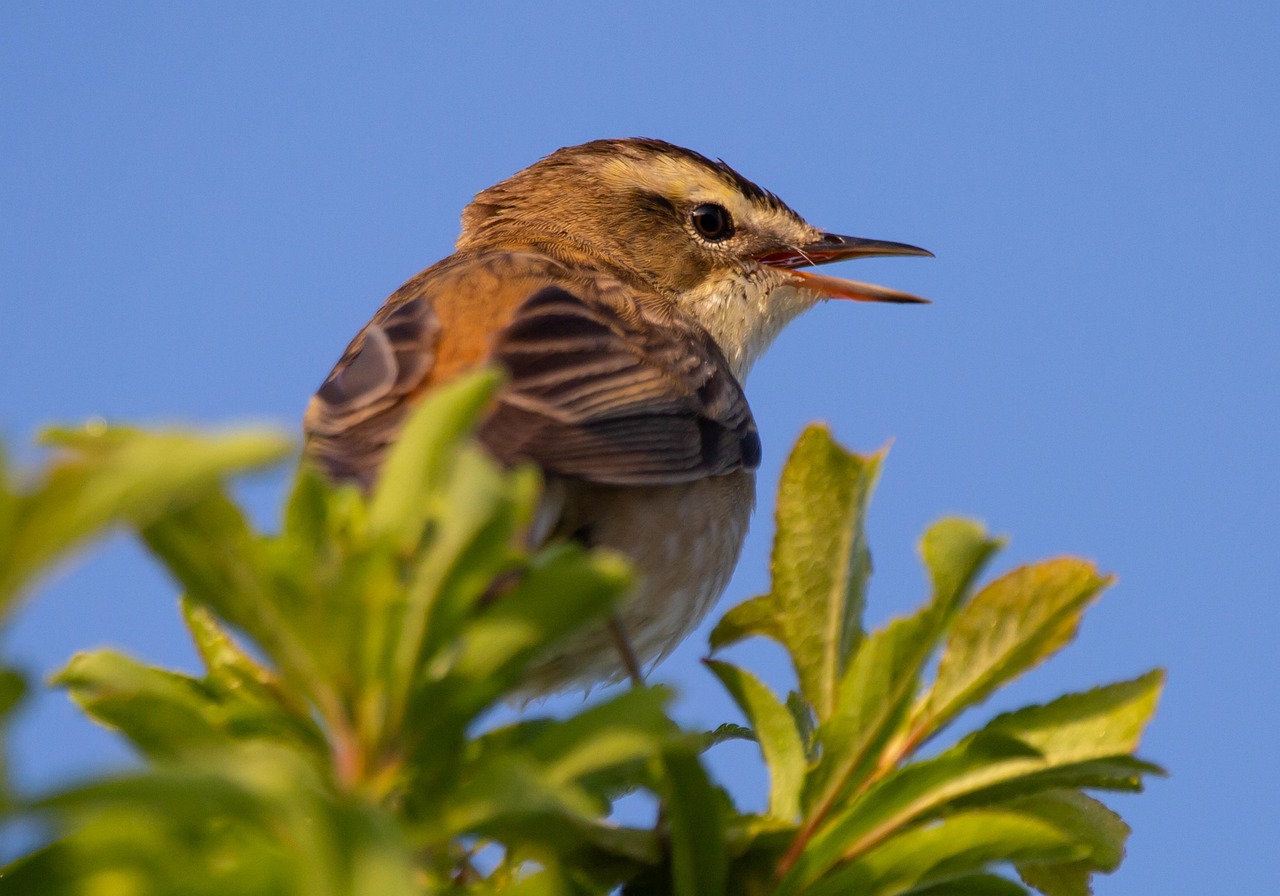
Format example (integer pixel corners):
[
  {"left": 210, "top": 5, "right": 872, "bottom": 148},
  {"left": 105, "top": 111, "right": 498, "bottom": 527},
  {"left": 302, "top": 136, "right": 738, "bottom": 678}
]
[{"left": 3, "top": 3, "right": 1278, "bottom": 891}]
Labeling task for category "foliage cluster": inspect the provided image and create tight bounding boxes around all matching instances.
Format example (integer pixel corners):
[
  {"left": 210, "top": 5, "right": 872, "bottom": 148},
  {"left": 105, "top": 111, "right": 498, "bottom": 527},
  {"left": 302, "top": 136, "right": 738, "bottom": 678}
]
[{"left": 0, "top": 371, "right": 1162, "bottom": 894}]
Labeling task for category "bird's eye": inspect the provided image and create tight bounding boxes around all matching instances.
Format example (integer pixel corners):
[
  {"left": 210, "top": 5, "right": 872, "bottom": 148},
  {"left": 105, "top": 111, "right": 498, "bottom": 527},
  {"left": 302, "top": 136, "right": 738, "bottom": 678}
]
[{"left": 690, "top": 203, "right": 734, "bottom": 242}]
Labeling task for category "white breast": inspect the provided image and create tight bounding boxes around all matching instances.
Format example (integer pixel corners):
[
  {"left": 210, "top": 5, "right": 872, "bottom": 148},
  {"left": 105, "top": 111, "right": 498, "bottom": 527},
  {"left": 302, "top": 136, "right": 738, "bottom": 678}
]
[{"left": 684, "top": 268, "right": 821, "bottom": 382}]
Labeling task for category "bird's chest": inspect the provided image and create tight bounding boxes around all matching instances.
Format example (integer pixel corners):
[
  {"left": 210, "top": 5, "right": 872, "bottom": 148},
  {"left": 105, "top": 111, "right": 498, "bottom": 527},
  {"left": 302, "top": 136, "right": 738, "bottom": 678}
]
[{"left": 530, "top": 471, "right": 756, "bottom": 688}]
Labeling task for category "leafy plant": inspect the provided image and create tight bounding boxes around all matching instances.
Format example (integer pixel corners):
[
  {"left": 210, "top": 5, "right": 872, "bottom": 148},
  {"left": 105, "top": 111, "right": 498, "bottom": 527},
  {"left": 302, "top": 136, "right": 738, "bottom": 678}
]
[{"left": 0, "top": 371, "right": 1163, "bottom": 895}]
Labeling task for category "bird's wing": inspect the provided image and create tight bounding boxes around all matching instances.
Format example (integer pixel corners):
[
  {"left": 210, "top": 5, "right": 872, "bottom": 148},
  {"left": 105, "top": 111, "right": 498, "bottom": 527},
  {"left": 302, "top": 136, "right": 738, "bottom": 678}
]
[
  {"left": 304, "top": 294, "right": 443, "bottom": 487},
  {"left": 479, "top": 284, "right": 760, "bottom": 485},
  {"left": 304, "top": 253, "right": 760, "bottom": 487}
]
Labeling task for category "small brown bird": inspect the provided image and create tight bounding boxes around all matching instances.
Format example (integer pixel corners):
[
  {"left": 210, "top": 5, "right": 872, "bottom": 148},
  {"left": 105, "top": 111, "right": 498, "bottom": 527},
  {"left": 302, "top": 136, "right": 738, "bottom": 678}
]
[{"left": 304, "top": 138, "right": 929, "bottom": 689}]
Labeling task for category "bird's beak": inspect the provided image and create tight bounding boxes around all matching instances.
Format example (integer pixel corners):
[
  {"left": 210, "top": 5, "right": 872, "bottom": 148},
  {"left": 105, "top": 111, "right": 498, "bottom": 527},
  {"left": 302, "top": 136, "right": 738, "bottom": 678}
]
[{"left": 757, "top": 233, "right": 933, "bottom": 304}]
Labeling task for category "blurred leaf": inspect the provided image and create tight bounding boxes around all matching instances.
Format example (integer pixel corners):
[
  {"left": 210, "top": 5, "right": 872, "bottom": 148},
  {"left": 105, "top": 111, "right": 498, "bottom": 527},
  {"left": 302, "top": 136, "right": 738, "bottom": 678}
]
[
  {"left": 182, "top": 598, "right": 310, "bottom": 718},
  {"left": 779, "top": 672, "right": 1163, "bottom": 893},
  {"left": 911, "top": 560, "right": 1113, "bottom": 749},
  {"left": 0, "top": 668, "right": 24, "bottom": 720},
  {"left": 55, "top": 649, "right": 326, "bottom": 765},
  {"left": 0, "top": 424, "right": 289, "bottom": 613},
  {"left": 141, "top": 489, "right": 330, "bottom": 706},
  {"left": 706, "top": 722, "right": 755, "bottom": 747},
  {"left": 661, "top": 747, "right": 728, "bottom": 896},
  {"left": 0, "top": 666, "right": 25, "bottom": 812},
  {"left": 436, "top": 749, "right": 659, "bottom": 880},
  {"left": 282, "top": 464, "right": 352, "bottom": 555},
  {"left": 56, "top": 650, "right": 231, "bottom": 760},
  {"left": 404, "top": 544, "right": 631, "bottom": 803},
  {"left": 9, "top": 745, "right": 417, "bottom": 896},
  {"left": 805, "top": 809, "right": 1083, "bottom": 896},
  {"left": 707, "top": 660, "right": 805, "bottom": 820},
  {"left": 515, "top": 686, "right": 674, "bottom": 793},
  {"left": 710, "top": 426, "right": 882, "bottom": 718},
  {"left": 367, "top": 367, "right": 504, "bottom": 548},
  {"left": 388, "top": 445, "right": 540, "bottom": 728},
  {"left": 471, "top": 686, "right": 675, "bottom": 810},
  {"left": 431, "top": 543, "right": 631, "bottom": 714}
]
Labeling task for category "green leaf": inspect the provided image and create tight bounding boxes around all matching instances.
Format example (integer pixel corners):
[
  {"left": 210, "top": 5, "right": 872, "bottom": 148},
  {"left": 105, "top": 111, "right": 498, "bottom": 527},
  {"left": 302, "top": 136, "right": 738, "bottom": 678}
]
[
  {"left": 403, "top": 544, "right": 632, "bottom": 798},
  {"left": 0, "top": 423, "right": 289, "bottom": 613},
  {"left": 367, "top": 367, "right": 504, "bottom": 547},
  {"left": 905, "top": 873, "right": 1030, "bottom": 895},
  {"left": 918, "top": 518, "right": 1005, "bottom": 628},
  {"left": 21, "top": 745, "right": 417, "bottom": 896},
  {"left": 141, "top": 489, "right": 328, "bottom": 702},
  {"left": 435, "top": 749, "right": 659, "bottom": 879},
  {"left": 779, "top": 672, "right": 1163, "bottom": 893},
  {"left": 661, "top": 747, "right": 729, "bottom": 896},
  {"left": 55, "top": 650, "right": 236, "bottom": 760},
  {"left": 181, "top": 598, "right": 312, "bottom": 719},
  {"left": 54, "top": 649, "right": 325, "bottom": 764},
  {"left": 706, "top": 660, "right": 805, "bottom": 820},
  {"left": 806, "top": 809, "right": 1083, "bottom": 896},
  {"left": 803, "top": 520, "right": 1001, "bottom": 827},
  {"left": 0, "top": 667, "right": 25, "bottom": 720},
  {"left": 706, "top": 722, "right": 756, "bottom": 747},
  {"left": 804, "top": 610, "right": 937, "bottom": 814},
  {"left": 389, "top": 445, "right": 540, "bottom": 721},
  {"left": 438, "top": 543, "right": 631, "bottom": 706},
  {"left": 710, "top": 425, "right": 882, "bottom": 719},
  {"left": 0, "top": 666, "right": 26, "bottom": 812},
  {"left": 911, "top": 560, "right": 1113, "bottom": 748},
  {"left": 708, "top": 593, "right": 781, "bottom": 652},
  {"left": 473, "top": 686, "right": 676, "bottom": 805},
  {"left": 786, "top": 691, "right": 818, "bottom": 761},
  {"left": 1009, "top": 790, "right": 1129, "bottom": 896},
  {"left": 524, "top": 687, "right": 675, "bottom": 791}
]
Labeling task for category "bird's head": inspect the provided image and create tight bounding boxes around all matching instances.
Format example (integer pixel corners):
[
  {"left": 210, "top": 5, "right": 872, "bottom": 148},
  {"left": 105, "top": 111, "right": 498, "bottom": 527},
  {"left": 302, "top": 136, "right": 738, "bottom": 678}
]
[{"left": 457, "top": 138, "right": 930, "bottom": 379}]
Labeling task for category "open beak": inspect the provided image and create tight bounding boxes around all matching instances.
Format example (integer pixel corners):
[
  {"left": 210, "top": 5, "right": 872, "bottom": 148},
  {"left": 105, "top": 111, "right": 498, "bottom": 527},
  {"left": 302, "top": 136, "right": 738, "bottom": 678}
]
[{"left": 757, "top": 233, "right": 933, "bottom": 304}]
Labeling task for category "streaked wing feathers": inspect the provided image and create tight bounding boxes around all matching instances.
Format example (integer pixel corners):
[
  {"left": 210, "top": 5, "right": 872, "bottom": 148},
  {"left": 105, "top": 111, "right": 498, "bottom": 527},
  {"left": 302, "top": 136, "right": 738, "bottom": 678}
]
[
  {"left": 304, "top": 256, "right": 760, "bottom": 488},
  {"left": 480, "top": 286, "right": 760, "bottom": 485},
  {"left": 304, "top": 296, "right": 441, "bottom": 486}
]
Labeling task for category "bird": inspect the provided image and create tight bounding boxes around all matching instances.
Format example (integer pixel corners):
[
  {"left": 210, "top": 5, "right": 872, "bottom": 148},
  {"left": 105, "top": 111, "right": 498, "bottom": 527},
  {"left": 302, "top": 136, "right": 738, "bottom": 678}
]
[{"left": 303, "top": 138, "right": 930, "bottom": 690}]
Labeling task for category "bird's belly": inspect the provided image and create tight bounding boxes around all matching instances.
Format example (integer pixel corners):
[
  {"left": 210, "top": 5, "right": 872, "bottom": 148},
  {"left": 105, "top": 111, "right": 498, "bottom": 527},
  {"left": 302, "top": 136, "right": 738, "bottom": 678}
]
[{"left": 526, "top": 471, "right": 756, "bottom": 691}]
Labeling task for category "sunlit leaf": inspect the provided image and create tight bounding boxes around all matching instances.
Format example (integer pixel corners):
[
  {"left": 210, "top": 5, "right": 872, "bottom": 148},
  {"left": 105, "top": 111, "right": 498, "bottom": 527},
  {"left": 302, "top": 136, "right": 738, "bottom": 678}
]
[
  {"left": 779, "top": 672, "right": 1163, "bottom": 893},
  {"left": 710, "top": 426, "right": 882, "bottom": 719},
  {"left": 803, "top": 519, "right": 1000, "bottom": 826},
  {"left": 182, "top": 598, "right": 310, "bottom": 718},
  {"left": 912, "top": 560, "right": 1113, "bottom": 748}
]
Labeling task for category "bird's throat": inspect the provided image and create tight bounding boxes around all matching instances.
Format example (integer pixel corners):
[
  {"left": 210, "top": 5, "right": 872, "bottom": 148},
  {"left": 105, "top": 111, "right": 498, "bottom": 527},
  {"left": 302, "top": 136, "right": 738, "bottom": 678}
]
[{"left": 682, "top": 269, "right": 821, "bottom": 383}]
